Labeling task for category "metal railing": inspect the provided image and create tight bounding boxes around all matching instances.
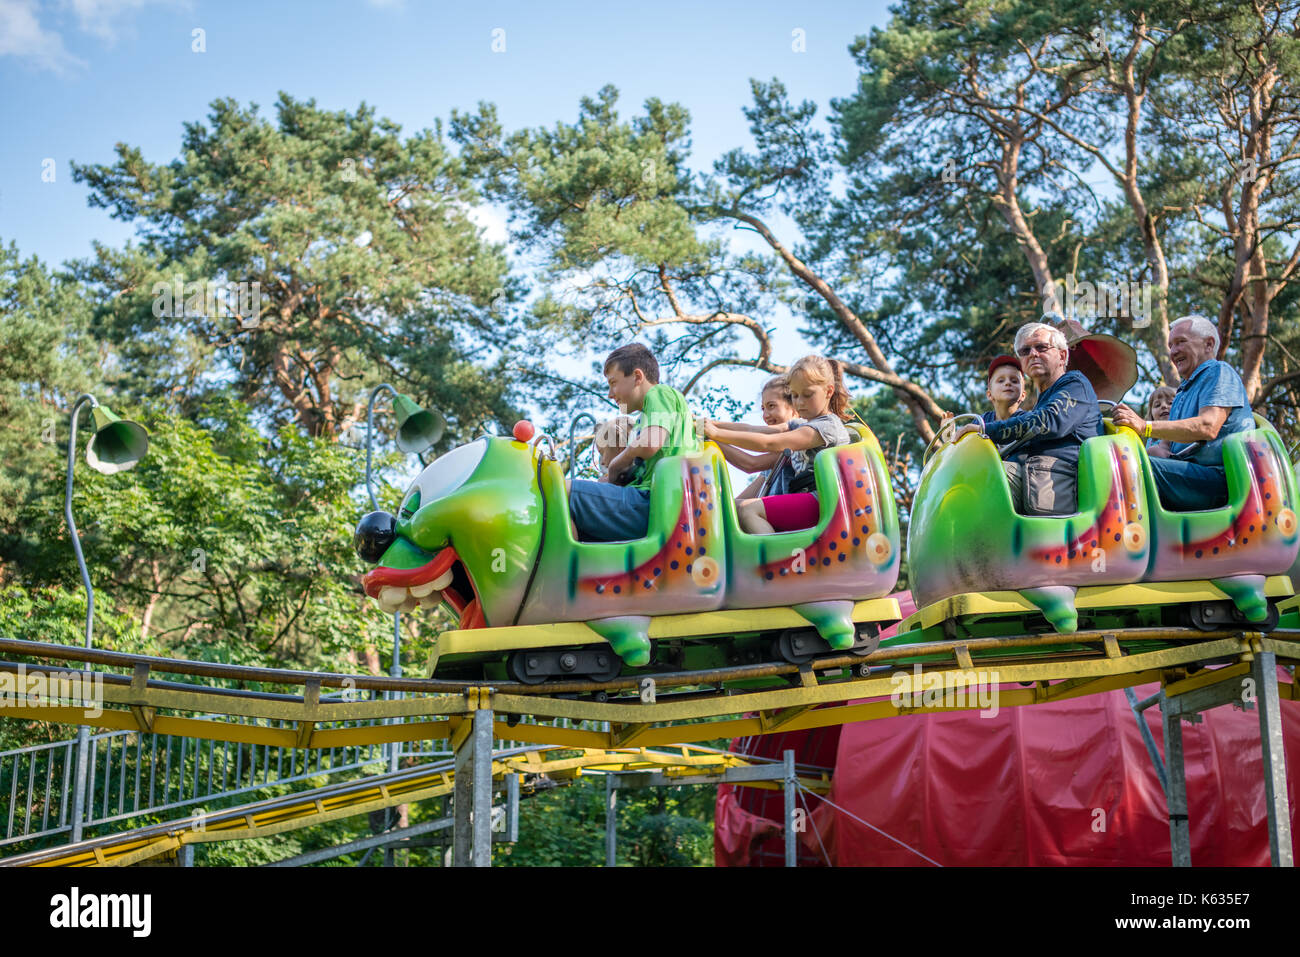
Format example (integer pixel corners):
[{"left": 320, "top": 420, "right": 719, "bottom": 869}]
[
  {"left": 2, "top": 671, "right": 619, "bottom": 850},
  {"left": 1, "top": 702, "right": 455, "bottom": 849}
]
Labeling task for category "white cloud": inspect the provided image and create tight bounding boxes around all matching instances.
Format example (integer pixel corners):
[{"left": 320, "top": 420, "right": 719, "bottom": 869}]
[
  {"left": 64, "top": 0, "right": 187, "bottom": 42},
  {"left": 0, "top": 0, "right": 187, "bottom": 73},
  {"left": 0, "top": 0, "right": 84, "bottom": 74}
]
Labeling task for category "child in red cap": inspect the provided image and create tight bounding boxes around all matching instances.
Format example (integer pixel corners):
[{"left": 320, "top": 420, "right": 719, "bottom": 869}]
[{"left": 984, "top": 355, "right": 1027, "bottom": 423}]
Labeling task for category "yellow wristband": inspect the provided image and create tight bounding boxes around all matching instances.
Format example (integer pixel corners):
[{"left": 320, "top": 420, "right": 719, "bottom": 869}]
[{"left": 1143, "top": 422, "right": 1152, "bottom": 440}]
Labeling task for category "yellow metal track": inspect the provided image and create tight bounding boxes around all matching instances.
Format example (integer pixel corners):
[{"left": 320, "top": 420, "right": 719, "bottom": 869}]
[
  {"left": 434, "top": 597, "right": 901, "bottom": 659},
  {"left": 6, "top": 585, "right": 1294, "bottom": 868},
  {"left": 3, "top": 745, "right": 828, "bottom": 868},
  {"left": 903, "top": 576, "right": 1294, "bottom": 632},
  {"left": 1, "top": 631, "right": 1297, "bottom": 750}
]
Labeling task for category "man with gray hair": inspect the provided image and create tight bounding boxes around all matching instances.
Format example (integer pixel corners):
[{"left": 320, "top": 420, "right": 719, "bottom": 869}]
[
  {"left": 960, "top": 319, "right": 1103, "bottom": 514},
  {"left": 1113, "top": 315, "right": 1254, "bottom": 510}
]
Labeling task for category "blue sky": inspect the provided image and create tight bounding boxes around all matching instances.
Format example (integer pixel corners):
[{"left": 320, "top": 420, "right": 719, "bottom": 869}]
[
  {"left": 0, "top": 0, "right": 897, "bottom": 438},
  {"left": 2, "top": 0, "right": 892, "bottom": 267}
]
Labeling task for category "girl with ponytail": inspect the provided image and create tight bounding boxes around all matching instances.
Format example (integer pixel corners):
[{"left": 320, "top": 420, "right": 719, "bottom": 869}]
[{"left": 699, "top": 354, "right": 855, "bottom": 533}]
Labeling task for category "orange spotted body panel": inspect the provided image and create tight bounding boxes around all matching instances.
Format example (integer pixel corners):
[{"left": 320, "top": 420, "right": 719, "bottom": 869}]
[
  {"left": 575, "top": 461, "right": 723, "bottom": 600},
  {"left": 1177, "top": 439, "right": 1292, "bottom": 559},
  {"left": 1028, "top": 445, "right": 1147, "bottom": 572},
  {"left": 1147, "top": 433, "right": 1299, "bottom": 581},
  {"left": 756, "top": 450, "right": 891, "bottom": 581}
]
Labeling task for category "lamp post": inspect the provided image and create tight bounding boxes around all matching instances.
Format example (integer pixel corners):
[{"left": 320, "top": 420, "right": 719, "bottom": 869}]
[
  {"left": 64, "top": 394, "right": 149, "bottom": 843},
  {"left": 364, "top": 385, "right": 444, "bottom": 683},
  {"left": 365, "top": 384, "right": 444, "bottom": 511},
  {"left": 363, "top": 385, "right": 442, "bottom": 860}
]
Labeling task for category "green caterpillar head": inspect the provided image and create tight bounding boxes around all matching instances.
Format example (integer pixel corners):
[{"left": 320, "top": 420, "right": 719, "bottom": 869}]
[{"left": 356, "top": 431, "right": 544, "bottom": 628}]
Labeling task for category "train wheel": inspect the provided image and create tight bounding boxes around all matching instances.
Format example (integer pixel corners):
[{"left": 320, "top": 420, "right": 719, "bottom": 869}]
[
  {"left": 849, "top": 623, "right": 882, "bottom": 657},
  {"left": 583, "top": 649, "right": 623, "bottom": 683},
  {"left": 1188, "top": 599, "right": 1280, "bottom": 634},
  {"left": 776, "top": 629, "right": 820, "bottom": 664},
  {"left": 508, "top": 646, "right": 624, "bottom": 683},
  {"left": 776, "top": 625, "right": 881, "bottom": 664},
  {"left": 507, "top": 651, "right": 550, "bottom": 685}
]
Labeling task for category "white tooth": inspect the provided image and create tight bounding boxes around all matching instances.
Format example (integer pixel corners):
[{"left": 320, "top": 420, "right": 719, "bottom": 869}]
[
  {"left": 431, "top": 571, "right": 454, "bottom": 591},
  {"left": 419, "top": 593, "right": 442, "bottom": 609},
  {"left": 378, "top": 587, "right": 409, "bottom": 613},
  {"left": 409, "top": 580, "right": 438, "bottom": 598},
  {"left": 399, "top": 596, "right": 419, "bottom": 614}
]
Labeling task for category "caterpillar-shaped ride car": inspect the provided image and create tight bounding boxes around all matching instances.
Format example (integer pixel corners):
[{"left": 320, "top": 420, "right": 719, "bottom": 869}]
[
  {"left": 902, "top": 397, "right": 1297, "bottom": 645},
  {"left": 353, "top": 422, "right": 901, "bottom": 683}
]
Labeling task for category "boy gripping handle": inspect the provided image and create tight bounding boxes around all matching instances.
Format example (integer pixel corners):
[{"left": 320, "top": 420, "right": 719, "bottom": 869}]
[{"left": 568, "top": 343, "right": 700, "bottom": 542}]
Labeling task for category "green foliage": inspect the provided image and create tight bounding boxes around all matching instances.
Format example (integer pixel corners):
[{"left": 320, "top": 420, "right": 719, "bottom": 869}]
[
  {"left": 0, "top": 583, "right": 139, "bottom": 647},
  {"left": 494, "top": 774, "right": 715, "bottom": 867},
  {"left": 450, "top": 85, "right": 795, "bottom": 428},
  {"left": 3, "top": 394, "right": 400, "bottom": 671},
  {"left": 454, "top": 85, "right": 701, "bottom": 270},
  {"left": 70, "top": 93, "right": 523, "bottom": 442},
  {"left": 0, "top": 243, "right": 102, "bottom": 540},
  {"left": 624, "top": 813, "right": 713, "bottom": 867},
  {"left": 824, "top": 0, "right": 1300, "bottom": 442}
]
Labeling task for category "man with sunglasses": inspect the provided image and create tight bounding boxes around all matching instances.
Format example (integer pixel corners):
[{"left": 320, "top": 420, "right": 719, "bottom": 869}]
[{"left": 958, "top": 320, "right": 1102, "bottom": 515}]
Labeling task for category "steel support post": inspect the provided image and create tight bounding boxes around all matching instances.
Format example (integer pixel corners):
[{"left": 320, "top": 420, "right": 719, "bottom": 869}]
[
  {"left": 783, "top": 749, "right": 797, "bottom": 868},
  {"left": 452, "top": 716, "right": 473, "bottom": 866},
  {"left": 1125, "top": 686, "right": 1168, "bottom": 797},
  {"left": 506, "top": 772, "right": 520, "bottom": 843},
  {"left": 605, "top": 773, "right": 618, "bottom": 867},
  {"left": 1251, "top": 651, "right": 1293, "bottom": 867},
  {"left": 1160, "top": 693, "right": 1192, "bottom": 867},
  {"left": 69, "top": 725, "right": 90, "bottom": 844},
  {"left": 451, "top": 708, "right": 495, "bottom": 867},
  {"left": 471, "top": 708, "right": 493, "bottom": 866}
]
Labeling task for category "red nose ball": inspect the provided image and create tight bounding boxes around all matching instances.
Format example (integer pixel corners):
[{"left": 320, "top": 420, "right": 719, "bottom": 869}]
[{"left": 512, "top": 420, "right": 535, "bottom": 442}]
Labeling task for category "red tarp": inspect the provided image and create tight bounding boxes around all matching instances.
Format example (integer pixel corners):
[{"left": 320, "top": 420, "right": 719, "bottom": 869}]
[
  {"left": 715, "top": 728, "right": 843, "bottom": 867},
  {"left": 716, "top": 592, "right": 1300, "bottom": 866}
]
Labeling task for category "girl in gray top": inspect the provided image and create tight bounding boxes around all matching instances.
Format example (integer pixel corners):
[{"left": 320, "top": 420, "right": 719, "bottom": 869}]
[
  {"left": 718, "top": 375, "right": 797, "bottom": 503},
  {"left": 702, "top": 355, "right": 854, "bottom": 532}
]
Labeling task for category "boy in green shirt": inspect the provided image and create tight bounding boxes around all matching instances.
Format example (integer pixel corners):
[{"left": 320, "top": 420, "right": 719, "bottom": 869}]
[{"left": 569, "top": 343, "right": 700, "bottom": 542}]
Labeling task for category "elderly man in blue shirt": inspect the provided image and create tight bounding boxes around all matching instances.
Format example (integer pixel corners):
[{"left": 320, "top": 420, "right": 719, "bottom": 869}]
[
  {"left": 958, "top": 320, "right": 1103, "bottom": 515},
  {"left": 1112, "top": 315, "right": 1255, "bottom": 511}
]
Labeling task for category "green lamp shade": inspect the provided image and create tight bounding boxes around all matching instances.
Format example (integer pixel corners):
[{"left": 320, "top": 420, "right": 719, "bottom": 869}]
[
  {"left": 85, "top": 405, "right": 149, "bottom": 475},
  {"left": 392, "top": 394, "right": 445, "bottom": 453}
]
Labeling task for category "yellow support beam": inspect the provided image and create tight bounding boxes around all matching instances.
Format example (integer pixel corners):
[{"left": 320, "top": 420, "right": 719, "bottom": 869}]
[
  {"left": 435, "top": 598, "right": 902, "bottom": 657},
  {"left": 9, "top": 744, "right": 792, "bottom": 867},
  {"left": 610, "top": 723, "right": 652, "bottom": 747},
  {"left": 905, "top": 577, "right": 1295, "bottom": 631},
  {"left": 2, "top": 633, "right": 1295, "bottom": 751},
  {"left": 1164, "top": 661, "right": 1253, "bottom": 699}
]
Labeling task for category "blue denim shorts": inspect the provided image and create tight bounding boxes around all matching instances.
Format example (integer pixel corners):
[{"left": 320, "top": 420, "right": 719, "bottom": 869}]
[
  {"left": 1150, "top": 458, "right": 1228, "bottom": 511},
  {"left": 568, "top": 480, "right": 651, "bottom": 542}
]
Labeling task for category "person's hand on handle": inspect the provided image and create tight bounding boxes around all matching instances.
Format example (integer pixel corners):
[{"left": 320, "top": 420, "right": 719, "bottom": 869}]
[{"left": 1110, "top": 403, "right": 1146, "bottom": 435}]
